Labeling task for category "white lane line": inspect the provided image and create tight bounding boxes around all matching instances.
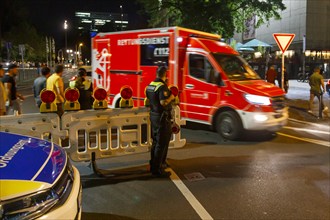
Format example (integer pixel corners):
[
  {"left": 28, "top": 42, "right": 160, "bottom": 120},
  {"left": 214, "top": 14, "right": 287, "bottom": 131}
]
[
  {"left": 167, "top": 167, "right": 213, "bottom": 220},
  {"left": 283, "top": 126, "right": 330, "bottom": 135},
  {"left": 278, "top": 132, "right": 330, "bottom": 147},
  {"left": 288, "top": 118, "right": 330, "bottom": 130}
]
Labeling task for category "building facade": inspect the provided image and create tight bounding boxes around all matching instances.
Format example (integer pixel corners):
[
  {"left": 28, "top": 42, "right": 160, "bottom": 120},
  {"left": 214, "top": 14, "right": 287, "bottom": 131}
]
[{"left": 234, "top": 0, "right": 330, "bottom": 79}]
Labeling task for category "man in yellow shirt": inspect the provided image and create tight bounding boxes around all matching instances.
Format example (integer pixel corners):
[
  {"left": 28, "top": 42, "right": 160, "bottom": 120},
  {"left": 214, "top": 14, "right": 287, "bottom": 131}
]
[{"left": 46, "top": 65, "right": 65, "bottom": 116}]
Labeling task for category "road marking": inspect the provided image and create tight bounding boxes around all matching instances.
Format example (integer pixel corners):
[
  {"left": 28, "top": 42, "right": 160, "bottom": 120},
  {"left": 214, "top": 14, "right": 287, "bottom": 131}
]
[
  {"left": 167, "top": 168, "right": 213, "bottom": 220},
  {"left": 278, "top": 132, "right": 330, "bottom": 147},
  {"left": 288, "top": 118, "right": 330, "bottom": 130},
  {"left": 283, "top": 126, "right": 330, "bottom": 135}
]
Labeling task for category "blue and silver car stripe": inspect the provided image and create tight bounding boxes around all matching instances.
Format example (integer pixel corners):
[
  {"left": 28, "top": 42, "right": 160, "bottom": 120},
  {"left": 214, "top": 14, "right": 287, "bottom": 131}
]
[{"left": 0, "top": 132, "right": 66, "bottom": 184}]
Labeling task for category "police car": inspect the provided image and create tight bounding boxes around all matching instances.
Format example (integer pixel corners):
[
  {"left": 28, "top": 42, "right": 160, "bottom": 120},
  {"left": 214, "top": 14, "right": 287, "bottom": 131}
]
[{"left": 0, "top": 132, "right": 82, "bottom": 219}]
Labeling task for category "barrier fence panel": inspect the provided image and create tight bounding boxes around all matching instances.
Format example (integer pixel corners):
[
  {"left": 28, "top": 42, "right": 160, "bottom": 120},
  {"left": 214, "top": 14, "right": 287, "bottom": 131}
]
[
  {"left": 0, "top": 106, "right": 186, "bottom": 163},
  {"left": 170, "top": 105, "right": 186, "bottom": 149},
  {"left": 0, "top": 113, "right": 67, "bottom": 144},
  {"left": 61, "top": 108, "right": 152, "bottom": 161}
]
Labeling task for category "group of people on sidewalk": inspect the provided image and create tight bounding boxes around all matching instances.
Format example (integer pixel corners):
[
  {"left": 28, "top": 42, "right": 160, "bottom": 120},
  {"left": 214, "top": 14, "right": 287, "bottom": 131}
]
[
  {"left": 0, "top": 64, "right": 93, "bottom": 116},
  {"left": 266, "top": 65, "right": 328, "bottom": 118}
]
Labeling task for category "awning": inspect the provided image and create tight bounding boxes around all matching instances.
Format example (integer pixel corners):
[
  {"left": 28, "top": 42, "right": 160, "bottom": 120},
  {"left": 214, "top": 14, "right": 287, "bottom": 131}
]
[
  {"left": 243, "top": 39, "right": 272, "bottom": 48},
  {"left": 235, "top": 42, "right": 255, "bottom": 52}
]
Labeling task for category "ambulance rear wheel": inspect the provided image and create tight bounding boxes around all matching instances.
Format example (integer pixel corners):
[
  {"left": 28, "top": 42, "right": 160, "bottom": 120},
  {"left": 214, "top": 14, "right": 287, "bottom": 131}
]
[{"left": 216, "top": 111, "right": 242, "bottom": 141}]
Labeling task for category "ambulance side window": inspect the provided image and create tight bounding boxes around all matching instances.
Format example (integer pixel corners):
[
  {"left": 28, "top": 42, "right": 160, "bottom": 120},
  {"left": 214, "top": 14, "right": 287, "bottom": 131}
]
[{"left": 189, "top": 54, "right": 218, "bottom": 84}]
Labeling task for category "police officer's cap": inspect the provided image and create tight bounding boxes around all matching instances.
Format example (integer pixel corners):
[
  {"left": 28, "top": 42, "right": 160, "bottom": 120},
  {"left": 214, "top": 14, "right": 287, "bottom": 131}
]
[
  {"left": 78, "top": 68, "right": 87, "bottom": 77},
  {"left": 157, "top": 66, "right": 167, "bottom": 77}
]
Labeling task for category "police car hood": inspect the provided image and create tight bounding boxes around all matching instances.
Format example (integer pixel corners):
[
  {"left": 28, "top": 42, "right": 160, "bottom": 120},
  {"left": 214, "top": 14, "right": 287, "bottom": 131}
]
[
  {"left": 0, "top": 132, "right": 67, "bottom": 200},
  {"left": 232, "top": 80, "right": 285, "bottom": 97}
]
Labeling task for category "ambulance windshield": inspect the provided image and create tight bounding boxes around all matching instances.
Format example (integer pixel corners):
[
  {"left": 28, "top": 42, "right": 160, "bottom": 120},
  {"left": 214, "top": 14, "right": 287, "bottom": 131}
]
[{"left": 212, "top": 53, "right": 260, "bottom": 81}]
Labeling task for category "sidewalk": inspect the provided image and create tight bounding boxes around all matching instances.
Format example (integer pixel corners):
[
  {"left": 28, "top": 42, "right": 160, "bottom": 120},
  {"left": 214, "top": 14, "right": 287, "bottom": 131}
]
[{"left": 285, "top": 80, "right": 330, "bottom": 127}]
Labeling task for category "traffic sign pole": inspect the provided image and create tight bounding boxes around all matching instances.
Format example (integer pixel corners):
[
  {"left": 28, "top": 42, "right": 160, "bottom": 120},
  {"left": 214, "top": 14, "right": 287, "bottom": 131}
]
[{"left": 273, "top": 33, "right": 295, "bottom": 92}]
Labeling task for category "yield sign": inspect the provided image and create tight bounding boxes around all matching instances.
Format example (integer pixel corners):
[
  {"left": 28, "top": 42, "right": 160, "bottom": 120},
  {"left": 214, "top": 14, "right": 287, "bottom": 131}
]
[{"left": 273, "top": 33, "right": 295, "bottom": 53}]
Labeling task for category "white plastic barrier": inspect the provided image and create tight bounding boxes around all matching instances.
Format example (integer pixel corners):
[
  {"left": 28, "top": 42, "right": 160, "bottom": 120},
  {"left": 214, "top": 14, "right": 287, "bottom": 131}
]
[
  {"left": 62, "top": 106, "right": 186, "bottom": 161},
  {"left": 0, "top": 113, "right": 67, "bottom": 144},
  {"left": 0, "top": 107, "right": 186, "bottom": 162},
  {"left": 61, "top": 108, "right": 151, "bottom": 161}
]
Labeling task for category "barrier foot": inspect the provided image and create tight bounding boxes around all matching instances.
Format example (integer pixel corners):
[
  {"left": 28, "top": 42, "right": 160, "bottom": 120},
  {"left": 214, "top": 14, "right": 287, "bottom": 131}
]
[
  {"left": 91, "top": 152, "right": 151, "bottom": 178},
  {"left": 91, "top": 152, "right": 113, "bottom": 177}
]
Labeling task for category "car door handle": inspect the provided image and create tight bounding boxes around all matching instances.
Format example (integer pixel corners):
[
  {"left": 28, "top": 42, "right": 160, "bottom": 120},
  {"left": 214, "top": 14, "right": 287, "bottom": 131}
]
[{"left": 185, "top": 84, "right": 194, "bottom": 89}]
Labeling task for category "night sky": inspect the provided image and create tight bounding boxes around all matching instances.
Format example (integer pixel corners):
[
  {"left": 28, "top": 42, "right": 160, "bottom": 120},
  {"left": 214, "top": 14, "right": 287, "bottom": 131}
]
[{"left": 22, "top": 0, "right": 147, "bottom": 50}]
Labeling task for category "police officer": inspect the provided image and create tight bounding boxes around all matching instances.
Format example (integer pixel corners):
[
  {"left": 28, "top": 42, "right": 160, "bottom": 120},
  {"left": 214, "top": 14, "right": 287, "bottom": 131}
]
[
  {"left": 146, "top": 66, "right": 175, "bottom": 177},
  {"left": 70, "top": 68, "right": 93, "bottom": 110}
]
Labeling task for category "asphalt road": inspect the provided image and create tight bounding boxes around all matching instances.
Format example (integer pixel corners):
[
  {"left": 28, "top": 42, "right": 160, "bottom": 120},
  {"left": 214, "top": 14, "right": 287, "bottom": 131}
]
[{"left": 13, "top": 70, "right": 330, "bottom": 220}]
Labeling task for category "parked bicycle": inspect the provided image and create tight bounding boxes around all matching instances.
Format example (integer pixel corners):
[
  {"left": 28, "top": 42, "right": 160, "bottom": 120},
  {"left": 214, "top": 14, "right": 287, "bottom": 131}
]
[{"left": 297, "top": 72, "right": 310, "bottom": 82}]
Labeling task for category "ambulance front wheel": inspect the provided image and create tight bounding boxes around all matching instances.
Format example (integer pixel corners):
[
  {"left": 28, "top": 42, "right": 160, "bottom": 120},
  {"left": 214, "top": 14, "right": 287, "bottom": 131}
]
[{"left": 216, "top": 111, "right": 243, "bottom": 141}]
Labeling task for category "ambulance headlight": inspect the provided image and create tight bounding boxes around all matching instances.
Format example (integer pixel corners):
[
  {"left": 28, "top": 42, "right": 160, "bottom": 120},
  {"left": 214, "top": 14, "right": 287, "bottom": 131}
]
[{"left": 244, "top": 94, "right": 271, "bottom": 105}]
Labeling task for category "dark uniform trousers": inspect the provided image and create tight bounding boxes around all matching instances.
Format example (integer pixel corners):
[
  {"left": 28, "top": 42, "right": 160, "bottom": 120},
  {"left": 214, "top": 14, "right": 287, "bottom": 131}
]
[{"left": 150, "top": 111, "right": 172, "bottom": 174}]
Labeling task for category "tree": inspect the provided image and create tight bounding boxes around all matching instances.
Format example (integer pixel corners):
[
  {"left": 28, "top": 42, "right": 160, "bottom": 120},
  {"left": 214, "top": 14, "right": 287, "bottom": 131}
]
[
  {"left": 137, "top": 0, "right": 285, "bottom": 38},
  {"left": 3, "top": 22, "right": 46, "bottom": 61}
]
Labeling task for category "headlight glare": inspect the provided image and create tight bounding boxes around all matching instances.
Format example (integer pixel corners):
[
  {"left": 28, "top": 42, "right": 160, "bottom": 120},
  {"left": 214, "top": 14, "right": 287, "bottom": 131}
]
[{"left": 244, "top": 94, "right": 271, "bottom": 105}]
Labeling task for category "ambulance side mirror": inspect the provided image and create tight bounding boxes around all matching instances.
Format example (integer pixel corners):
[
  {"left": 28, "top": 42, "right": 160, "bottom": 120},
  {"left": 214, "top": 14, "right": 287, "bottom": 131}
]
[
  {"left": 93, "top": 87, "right": 108, "bottom": 109},
  {"left": 119, "top": 86, "right": 133, "bottom": 108},
  {"left": 39, "top": 89, "right": 57, "bottom": 113},
  {"left": 64, "top": 88, "right": 80, "bottom": 111}
]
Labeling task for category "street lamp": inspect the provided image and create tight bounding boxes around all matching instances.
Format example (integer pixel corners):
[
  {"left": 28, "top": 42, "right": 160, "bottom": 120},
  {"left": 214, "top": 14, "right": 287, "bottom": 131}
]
[
  {"left": 64, "top": 20, "right": 68, "bottom": 61},
  {"left": 57, "top": 49, "right": 63, "bottom": 64},
  {"left": 120, "top": 5, "right": 123, "bottom": 30},
  {"left": 78, "top": 43, "right": 83, "bottom": 65},
  {"left": 75, "top": 43, "right": 83, "bottom": 66}
]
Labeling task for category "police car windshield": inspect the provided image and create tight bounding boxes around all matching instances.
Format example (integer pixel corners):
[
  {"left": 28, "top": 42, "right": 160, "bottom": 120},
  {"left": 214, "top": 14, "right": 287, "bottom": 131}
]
[{"left": 212, "top": 53, "right": 260, "bottom": 81}]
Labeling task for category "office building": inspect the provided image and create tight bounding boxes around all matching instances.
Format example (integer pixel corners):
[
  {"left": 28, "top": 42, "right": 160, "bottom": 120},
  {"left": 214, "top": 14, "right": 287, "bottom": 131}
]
[{"left": 234, "top": 0, "right": 330, "bottom": 78}]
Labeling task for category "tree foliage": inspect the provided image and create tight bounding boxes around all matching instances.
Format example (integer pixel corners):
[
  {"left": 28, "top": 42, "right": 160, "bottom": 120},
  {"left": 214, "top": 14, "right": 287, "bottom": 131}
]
[
  {"left": 137, "top": 0, "right": 286, "bottom": 38},
  {"left": 0, "top": 0, "right": 47, "bottom": 62}
]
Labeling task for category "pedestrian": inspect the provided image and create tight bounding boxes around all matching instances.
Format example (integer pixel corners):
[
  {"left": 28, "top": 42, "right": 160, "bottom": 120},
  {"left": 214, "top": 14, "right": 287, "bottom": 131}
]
[
  {"left": 46, "top": 64, "right": 65, "bottom": 117},
  {"left": 326, "top": 79, "right": 330, "bottom": 96},
  {"left": 277, "top": 67, "right": 289, "bottom": 93},
  {"left": 0, "top": 64, "right": 8, "bottom": 115},
  {"left": 33, "top": 66, "right": 51, "bottom": 108},
  {"left": 146, "top": 66, "right": 175, "bottom": 177},
  {"left": 70, "top": 68, "right": 93, "bottom": 110},
  {"left": 2, "top": 63, "right": 25, "bottom": 115},
  {"left": 308, "top": 67, "right": 328, "bottom": 116},
  {"left": 266, "top": 65, "right": 278, "bottom": 84}
]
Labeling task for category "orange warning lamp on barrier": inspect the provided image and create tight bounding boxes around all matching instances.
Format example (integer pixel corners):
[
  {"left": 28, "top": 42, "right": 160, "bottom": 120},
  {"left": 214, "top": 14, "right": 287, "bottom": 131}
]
[
  {"left": 93, "top": 87, "right": 108, "bottom": 109},
  {"left": 171, "top": 123, "right": 180, "bottom": 134},
  {"left": 119, "top": 85, "right": 133, "bottom": 108},
  {"left": 169, "top": 85, "right": 180, "bottom": 105},
  {"left": 40, "top": 89, "right": 57, "bottom": 113},
  {"left": 64, "top": 88, "right": 80, "bottom": 111}
]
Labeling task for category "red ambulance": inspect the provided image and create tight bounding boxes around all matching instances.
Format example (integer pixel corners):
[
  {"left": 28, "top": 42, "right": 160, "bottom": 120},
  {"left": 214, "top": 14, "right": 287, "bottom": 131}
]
[{"left": 92, "top": 26, "right": 288, "bottom": 140}]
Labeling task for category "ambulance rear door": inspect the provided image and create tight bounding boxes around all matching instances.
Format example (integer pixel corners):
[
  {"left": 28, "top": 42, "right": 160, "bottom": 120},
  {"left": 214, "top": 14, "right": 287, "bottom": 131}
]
[{"left": 137, "top": 32, "right": 176, "bottom": 97}]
